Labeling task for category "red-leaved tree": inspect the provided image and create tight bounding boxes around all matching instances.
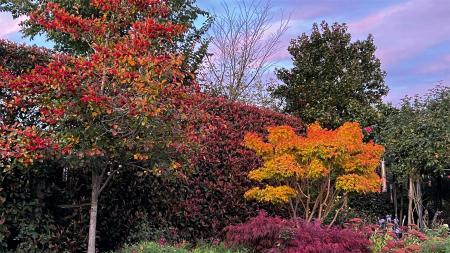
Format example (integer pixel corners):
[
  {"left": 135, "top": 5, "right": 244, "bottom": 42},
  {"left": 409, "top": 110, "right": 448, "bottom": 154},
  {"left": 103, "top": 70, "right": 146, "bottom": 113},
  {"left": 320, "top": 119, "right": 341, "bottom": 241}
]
[{"left": 0, "top": 1, "right": 195, "bottom": 252}]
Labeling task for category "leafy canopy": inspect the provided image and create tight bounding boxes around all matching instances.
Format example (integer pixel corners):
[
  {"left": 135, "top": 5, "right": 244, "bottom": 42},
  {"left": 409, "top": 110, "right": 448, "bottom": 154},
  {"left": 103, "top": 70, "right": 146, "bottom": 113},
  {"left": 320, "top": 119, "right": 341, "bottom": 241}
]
[
  {"left": 243, "top": 122, "right": 384, "bottom": 221},
  {"left": 0, "top": 0, "right": 211, "bottom": 74},
  {"left": 273, "top": 21, "right": 388, "bottom": 129},
  {"left": 0, "top": 0, "right": 193, "bottom": 171},
  {"left": 380, "top": 86, "right": 450, "bottom": 181}
]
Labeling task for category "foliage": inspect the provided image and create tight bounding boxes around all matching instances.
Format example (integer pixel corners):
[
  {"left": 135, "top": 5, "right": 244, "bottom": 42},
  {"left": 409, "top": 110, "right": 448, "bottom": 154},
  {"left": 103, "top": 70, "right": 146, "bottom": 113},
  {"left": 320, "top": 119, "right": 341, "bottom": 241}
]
[
  {"left": 116, "top": 241, "right": 248, "bottom": 253},
  {"left": 0, "top": 40, "right": 52, "bottom": 127},
  {"left": 273, "top": 21, "right": 388, "bottom": 129},
  {"left": 164, "top": 96, "right": 302, "bottom": 241},
  {"left": 225, "top": 211, "right": 371, "bottom": 253},
  {"left": 0, "top": 0, "right": 212, "bottom": 74},
  {"left": 420, "top": 238, "right": 450, "bottom": 253},
  {"left": 380, "top": 86, "right": 450, "bottom": 182},
  {"left": 225, "top": 211, "right": 292, "bottom": 252},
  {"left": 424, "top": 224, "right": 449, "bottom": 238},
  {"left": 243, "top": 122, "right": 384, "bottom": 222},
  {"left": 349, "top": 219, "right": 447, "bottom": 253},
  {"left": 0, "top": 1, "right": 197, "bottom": 251},
  {"left": 379, "top": 86, "right": 450, "bottom": 227},
  {"left": 0, "top": 86, "right": 303, "bottom": 251}
]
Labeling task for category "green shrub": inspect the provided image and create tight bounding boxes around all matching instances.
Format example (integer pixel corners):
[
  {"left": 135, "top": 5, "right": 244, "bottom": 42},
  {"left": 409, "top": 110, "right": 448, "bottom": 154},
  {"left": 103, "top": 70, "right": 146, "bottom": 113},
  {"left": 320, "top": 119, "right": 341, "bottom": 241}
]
[
  {"left": 425, "top": 224, "right": 449, "bottom": 238},
  {"left": 420, "top": 238, "right": 450, "bottom": 253}
]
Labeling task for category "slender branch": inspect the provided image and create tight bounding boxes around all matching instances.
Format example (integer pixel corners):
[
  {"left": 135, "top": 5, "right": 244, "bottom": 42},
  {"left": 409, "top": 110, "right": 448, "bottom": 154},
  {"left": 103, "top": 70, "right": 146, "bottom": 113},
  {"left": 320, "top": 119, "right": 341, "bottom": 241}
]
[{"left": 98, "top": 168, "right": 118, "bottom": 194}]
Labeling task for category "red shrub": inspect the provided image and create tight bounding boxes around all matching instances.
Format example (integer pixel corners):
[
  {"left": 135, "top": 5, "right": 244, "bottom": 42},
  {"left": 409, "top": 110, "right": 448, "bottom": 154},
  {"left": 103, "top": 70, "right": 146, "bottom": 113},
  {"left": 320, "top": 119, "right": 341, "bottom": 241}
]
[
  {"left": 225, "top": 212, "right": 371, "bottom": 253},
  {"left": 225, "top": 211, "right": 294, "bottom": 252}
]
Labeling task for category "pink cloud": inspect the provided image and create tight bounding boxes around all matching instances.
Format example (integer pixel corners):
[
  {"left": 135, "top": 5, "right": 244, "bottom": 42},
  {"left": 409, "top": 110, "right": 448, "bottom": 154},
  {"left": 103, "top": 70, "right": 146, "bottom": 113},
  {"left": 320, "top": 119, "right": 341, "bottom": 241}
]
[
  {"left": 0, "top": 13, "right": 25, "bottom": 38},
  {"left": 349, "top": 0, "right": 450, "bottom": 68}
]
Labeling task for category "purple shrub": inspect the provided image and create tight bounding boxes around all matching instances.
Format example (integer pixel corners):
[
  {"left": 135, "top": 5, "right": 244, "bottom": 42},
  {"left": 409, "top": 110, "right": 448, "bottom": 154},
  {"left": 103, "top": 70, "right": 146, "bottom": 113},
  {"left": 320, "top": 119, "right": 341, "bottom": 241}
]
[
  {"left": 225, "top": 211, "right": 294, "bottom": 252},
  {"left": 284, "top": 221, "right": 370, "bottom": 253},
  {"left": 225, "top": 211, "right": 371, "bottom": 253}
]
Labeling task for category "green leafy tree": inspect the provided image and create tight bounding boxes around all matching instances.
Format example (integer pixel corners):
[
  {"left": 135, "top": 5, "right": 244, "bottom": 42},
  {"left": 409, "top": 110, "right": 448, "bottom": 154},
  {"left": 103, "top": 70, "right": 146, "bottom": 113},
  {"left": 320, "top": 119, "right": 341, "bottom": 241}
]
[
  {"left": 380, "top": 86, "right": 450, "bottom": 228},
  {"left": 273, "top": 21, "right": 388, "bottom": 129},
  {"left": 0, "top": 0, "right": 211, "bottom": 74}
]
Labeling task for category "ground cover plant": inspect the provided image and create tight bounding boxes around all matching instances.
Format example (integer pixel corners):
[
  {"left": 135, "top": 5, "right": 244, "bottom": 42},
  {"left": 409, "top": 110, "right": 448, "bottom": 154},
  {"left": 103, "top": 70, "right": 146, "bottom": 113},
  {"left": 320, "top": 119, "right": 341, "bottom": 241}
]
[{"left": 116, "top": 241, "right": 249, "bottom": 253}]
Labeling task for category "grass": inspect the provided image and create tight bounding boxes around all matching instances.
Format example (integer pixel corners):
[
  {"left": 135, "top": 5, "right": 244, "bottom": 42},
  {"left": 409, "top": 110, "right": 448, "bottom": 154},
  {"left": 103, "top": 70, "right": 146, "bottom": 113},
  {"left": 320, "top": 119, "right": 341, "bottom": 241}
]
[{"left": 116, "top": 241, "right": 249, "bottom": 253}]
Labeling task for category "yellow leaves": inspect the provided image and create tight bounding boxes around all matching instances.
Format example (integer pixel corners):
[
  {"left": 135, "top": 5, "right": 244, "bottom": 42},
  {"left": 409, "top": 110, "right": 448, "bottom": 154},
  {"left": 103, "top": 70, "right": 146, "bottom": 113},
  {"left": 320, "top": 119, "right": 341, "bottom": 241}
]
[
  {"left": 244, "top": 185, "right": 297, "bottom": 205},
  {"left": 307, "top": 159, "right": 329, "bottom": 179},
  {"left": 133, "top": 153, "right": 149, "bottom": 160},
  {"left": 248, "top": 154, "right": 305, "bottom": 182},
  {"left": 170, "top": 161, "right": 181, "bottom": 169},
  {"left": 336, "top": 172, "right": 381, "bottom": 193}
]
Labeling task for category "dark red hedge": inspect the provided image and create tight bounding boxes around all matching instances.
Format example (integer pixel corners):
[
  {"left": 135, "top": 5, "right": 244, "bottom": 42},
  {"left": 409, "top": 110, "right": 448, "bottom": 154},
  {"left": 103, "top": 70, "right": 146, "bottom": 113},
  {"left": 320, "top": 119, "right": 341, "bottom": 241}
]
[{"left": 170, "top": 96, "right": 304, "bottom": 239}]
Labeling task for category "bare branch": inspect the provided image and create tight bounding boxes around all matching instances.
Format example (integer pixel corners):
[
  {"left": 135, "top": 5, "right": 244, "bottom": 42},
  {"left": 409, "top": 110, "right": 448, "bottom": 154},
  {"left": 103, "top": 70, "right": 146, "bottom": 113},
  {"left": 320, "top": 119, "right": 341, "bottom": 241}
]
[{"left": 199, "top": 0, "right": 289, "bottom": 106}]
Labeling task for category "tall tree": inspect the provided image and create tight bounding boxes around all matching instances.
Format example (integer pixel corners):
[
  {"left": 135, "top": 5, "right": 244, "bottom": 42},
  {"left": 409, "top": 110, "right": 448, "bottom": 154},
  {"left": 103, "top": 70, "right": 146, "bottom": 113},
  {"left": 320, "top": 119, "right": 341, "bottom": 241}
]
[
  {"left": 274, "top": 21, "right": 388, "bottom": 129},
  {"left": 0, "top": 1, "right": 196, "bottom": 252},
  {"left": 380, "top": 86, "right": 450, "bottom": 228},
  {"left": 199, "top": 0, "right": 288, "bottom": 105},
  {"left": 0, "top": 0, "right": 211, "bottom": 74}
]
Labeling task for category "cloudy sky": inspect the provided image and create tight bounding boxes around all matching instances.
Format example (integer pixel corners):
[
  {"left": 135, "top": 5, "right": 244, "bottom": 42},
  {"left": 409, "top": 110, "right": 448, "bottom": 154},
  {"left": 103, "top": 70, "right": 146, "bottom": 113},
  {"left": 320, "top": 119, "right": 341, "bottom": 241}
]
[{"left": 1, "top": 0, "right": 449, "bottom": 104}]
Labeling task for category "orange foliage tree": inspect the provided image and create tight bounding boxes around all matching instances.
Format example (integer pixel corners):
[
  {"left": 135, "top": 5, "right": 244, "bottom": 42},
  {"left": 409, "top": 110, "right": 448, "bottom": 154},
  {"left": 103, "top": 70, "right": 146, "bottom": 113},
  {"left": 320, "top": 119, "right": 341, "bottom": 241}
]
[{"left": 243, "top": 122, "right": 384, "bottom": 225}]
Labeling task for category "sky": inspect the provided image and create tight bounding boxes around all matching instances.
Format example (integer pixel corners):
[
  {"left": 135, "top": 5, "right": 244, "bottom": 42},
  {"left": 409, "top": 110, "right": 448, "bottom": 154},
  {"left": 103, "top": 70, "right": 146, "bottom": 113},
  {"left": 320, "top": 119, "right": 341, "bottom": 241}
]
[{"left": 1, "top": 0, "right": 449, "bottom": 104}]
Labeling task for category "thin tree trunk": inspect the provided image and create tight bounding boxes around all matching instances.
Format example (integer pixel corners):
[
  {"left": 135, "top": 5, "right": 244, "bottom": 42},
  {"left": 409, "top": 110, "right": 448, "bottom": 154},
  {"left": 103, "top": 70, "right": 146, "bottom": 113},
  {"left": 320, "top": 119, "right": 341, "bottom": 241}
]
[
  {"left": 408, "top": 174, "right": 414, "bottom": 226},
  {"left": 87, "top": 172, "right": 101, "bottom": 253},
  {"left": 416, "top": 178, "right": 423, "bottom": 229},
  {"left": 437, "top": 175, "right": 442, "bottom": 210},
  {"left": 393, "top": 182, "right": 398, "bottom": 218},
  {"left": 400, "top": 185, "right": 404, "bottom": 225},
  {"left": 381, "top": 159, "right": 387, "bottom": 192}
]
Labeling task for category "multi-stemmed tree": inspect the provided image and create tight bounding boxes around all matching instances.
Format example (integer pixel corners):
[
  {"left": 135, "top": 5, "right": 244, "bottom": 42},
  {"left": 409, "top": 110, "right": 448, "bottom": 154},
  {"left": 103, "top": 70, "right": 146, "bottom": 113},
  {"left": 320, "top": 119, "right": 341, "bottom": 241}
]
[
  {"left": 0, "top": 1, "right": 196, "bottom": 252},
  {"left": 243, "top": 122, "right": 384, "bottom": 225}
]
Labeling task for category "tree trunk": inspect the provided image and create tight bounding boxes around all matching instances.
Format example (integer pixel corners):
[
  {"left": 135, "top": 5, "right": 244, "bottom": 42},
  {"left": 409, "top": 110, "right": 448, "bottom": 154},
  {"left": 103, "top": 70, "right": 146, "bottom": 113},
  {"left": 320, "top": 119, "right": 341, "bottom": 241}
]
[
  {"left": 381, "top": 159, "right": 387, "bottom": 192},
  {"left": 393, "top": 182, "right": 398, "bottom": 218},
  {"left": 400, "top": 185, "right": 404, "bottom": 225},
  {"left": 416, "top": 178, "right": 424, "bottom": 229},
  {"left": 87, "top": 172, "right": 101, "bottom": 253},
  {"left": 408, "top": 174, "right": 414, "bottom": 226},
  {"left": 437, "top": 175, "right": 442, "bottom": 210}
]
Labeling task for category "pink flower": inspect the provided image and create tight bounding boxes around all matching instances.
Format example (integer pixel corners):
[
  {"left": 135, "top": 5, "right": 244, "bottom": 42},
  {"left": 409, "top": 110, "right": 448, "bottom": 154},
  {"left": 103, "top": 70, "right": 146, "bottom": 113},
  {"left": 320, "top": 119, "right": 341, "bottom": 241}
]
[{"left": 364, "top": 127, "right": 372, "bottom": 134}]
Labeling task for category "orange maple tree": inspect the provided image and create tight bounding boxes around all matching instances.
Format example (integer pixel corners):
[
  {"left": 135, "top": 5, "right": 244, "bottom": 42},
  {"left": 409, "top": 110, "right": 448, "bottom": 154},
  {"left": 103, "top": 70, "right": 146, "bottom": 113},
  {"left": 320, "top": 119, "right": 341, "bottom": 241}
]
[
  {"left": 243, "top": 122, "right": 384, "bottom": 225},
  {"left": 0, "top": 1, "right": 196, "bottom": 252}
]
